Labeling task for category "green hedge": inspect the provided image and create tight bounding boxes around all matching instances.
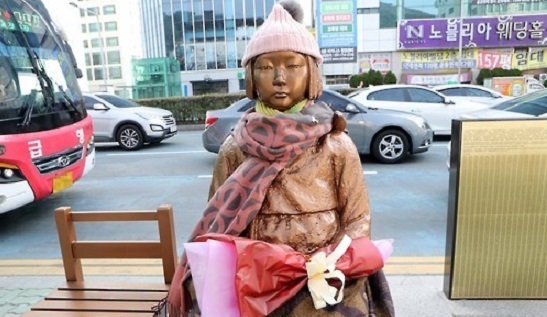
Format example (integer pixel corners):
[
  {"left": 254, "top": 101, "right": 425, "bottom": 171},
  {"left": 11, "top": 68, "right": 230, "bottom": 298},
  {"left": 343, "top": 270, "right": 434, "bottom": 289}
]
[
  {"left": 134, "top": 89, "right": 357, "bottom": 124},
  {"left": 135, "top": 93, "right": 246, "bottom": 124}
]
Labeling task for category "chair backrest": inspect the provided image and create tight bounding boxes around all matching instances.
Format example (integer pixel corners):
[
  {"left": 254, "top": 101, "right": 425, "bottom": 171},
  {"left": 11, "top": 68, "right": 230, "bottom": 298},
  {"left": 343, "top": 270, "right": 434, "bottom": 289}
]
[{"left": 54, "top": 204, "right": 177, "bottom": 284}]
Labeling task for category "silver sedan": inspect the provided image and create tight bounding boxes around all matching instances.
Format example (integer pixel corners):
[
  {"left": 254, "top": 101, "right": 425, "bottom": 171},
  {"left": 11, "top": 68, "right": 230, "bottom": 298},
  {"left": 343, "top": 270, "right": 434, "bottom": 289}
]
[{"left": 202, "top": 90, "right": 434, "bottom": 164}]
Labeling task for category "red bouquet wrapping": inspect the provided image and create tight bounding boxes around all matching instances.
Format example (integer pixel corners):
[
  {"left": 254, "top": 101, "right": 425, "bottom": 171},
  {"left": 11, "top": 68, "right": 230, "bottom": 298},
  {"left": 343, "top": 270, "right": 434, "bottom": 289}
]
[{"left": 188, "top": 233, "right": 385, "bottom": 317}]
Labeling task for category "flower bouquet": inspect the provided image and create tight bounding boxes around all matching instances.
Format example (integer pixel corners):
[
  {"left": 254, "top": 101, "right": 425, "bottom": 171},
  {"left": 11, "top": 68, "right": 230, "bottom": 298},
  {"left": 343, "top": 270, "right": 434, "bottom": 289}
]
[{"left": 185, "top": 234, "right": 393, "bottom": 317}]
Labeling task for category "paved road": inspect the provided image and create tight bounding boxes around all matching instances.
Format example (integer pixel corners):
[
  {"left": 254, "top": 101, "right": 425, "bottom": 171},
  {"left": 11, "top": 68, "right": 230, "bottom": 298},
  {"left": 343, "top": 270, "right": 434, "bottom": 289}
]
[
  {"left": 3, "top": 132, "right": 547, "bottom": 317},
  {"left": 0, "top": 131, "right": 450, "bottom": 260}
]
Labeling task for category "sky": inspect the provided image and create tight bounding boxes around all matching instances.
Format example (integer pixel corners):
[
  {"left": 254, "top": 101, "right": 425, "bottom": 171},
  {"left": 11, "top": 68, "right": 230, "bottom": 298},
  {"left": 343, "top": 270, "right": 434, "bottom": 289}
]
[{"left": 300, "top": 0, "right": 313, "bottom": 26}]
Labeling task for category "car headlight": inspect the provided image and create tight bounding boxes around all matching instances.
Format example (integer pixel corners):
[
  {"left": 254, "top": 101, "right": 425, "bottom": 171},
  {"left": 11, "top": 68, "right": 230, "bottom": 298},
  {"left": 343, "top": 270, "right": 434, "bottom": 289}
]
[
  {"left": 136, "top": 112, "right": 163, "bottom": 120},
  {"left": 0, "top": 166, "right": 25, "bottom": 183},
  {"left": 86, "top": 135, "right": 95, "bottom": 156}
]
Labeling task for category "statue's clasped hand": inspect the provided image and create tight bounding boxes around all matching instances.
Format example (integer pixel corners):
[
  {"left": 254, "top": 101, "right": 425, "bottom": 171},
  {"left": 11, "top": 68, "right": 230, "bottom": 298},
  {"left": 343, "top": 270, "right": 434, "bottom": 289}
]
[{"left": 305, "top": 235, "right": 352, "bottom": 310}]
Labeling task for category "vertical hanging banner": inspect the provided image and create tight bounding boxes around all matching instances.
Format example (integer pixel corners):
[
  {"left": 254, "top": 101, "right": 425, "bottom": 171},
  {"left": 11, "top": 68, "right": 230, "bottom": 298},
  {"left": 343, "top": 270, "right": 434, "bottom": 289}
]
[{"left": 315, "top": 0, "right": 357, "bottom": 63}]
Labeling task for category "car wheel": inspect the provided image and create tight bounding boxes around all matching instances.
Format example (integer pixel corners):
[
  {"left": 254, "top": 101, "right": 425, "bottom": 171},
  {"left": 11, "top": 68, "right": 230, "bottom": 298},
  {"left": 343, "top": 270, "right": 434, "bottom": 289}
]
[
  {"left": 371, "top": 129, "right": 409, "bottom": 164},
  {"left": 117, "top": 124, "right": 143, "bottom": 150}
]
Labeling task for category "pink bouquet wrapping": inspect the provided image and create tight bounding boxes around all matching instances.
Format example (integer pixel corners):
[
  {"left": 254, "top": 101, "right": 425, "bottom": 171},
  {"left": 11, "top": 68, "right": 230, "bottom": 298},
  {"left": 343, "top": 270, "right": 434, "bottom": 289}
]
[{"left": 184, "top": 234, "right": 394, "bottom": 317}]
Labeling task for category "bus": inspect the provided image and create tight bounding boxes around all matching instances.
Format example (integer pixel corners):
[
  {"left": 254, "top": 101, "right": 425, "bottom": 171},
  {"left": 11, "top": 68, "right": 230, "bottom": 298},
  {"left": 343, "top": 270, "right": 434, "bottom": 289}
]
[{"left": 0, "top": 0, "right": 94, "bottom": 214}]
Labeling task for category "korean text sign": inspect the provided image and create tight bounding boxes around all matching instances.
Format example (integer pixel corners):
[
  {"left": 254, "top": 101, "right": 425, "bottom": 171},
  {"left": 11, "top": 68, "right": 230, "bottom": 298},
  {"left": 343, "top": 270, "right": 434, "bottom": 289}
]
[
  {"left": 512, "top": 48, "right": 547, "bottom": 70},
  {"left": 398, "top": 14, "right": 547, "bottom": 50},
  {"left": 401, "top": 49, "right": 477, "bottom": 70},
  {"left": 315, "top": 0, "right": 357, "bottom": 63}
]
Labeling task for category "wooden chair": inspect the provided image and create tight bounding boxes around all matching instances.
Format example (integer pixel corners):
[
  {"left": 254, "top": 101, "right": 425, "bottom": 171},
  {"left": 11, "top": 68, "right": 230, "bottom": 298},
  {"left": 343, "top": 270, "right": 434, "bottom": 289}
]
[{"left": 24, "top": 204, "right": 177, "bottom": 317}]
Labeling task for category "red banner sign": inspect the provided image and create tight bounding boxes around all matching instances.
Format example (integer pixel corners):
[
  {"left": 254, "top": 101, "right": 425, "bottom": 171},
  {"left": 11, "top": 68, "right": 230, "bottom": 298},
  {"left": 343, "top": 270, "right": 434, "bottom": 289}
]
[{"left": 477, "top": 50, "right": 512, "bottom": 69}]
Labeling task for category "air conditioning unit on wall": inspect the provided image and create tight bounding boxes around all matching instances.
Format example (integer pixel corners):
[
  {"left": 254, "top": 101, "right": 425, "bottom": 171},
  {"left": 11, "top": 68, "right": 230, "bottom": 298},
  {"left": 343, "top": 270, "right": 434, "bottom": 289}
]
[{"left": 539, "top": 73, "right": 547, "bottom": 82}]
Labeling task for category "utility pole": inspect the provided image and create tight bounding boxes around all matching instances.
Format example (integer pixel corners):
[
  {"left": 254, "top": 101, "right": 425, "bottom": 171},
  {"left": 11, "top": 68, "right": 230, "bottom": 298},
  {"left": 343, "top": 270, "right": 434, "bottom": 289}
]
[{"left": 457, "top": 0, "right": 464, "bottom": 84}]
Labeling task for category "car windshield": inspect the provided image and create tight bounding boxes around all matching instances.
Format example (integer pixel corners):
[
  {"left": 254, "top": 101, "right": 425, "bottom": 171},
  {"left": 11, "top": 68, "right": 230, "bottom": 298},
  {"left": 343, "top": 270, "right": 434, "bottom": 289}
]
[
  {"left": 492, "top": 90, "right": 547, "bottom": 116},
  {"left": 0, "top": 0, "right": 84, "bottom": 134},
  {"left": 347, "top": 88, "right": 369, "bottom": 98},
  {"left": 96, "top": 94, "right": 140, "bottom": 108}
]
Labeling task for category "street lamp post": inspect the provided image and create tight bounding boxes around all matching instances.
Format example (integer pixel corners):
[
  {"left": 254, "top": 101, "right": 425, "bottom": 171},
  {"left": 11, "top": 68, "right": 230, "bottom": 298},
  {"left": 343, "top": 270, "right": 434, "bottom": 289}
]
[
  {"left": 457, "top": 0, "right": 465, "bottom": 84},
  {"left": 70, "top": 2, "right": 108, "bottom": 91}
]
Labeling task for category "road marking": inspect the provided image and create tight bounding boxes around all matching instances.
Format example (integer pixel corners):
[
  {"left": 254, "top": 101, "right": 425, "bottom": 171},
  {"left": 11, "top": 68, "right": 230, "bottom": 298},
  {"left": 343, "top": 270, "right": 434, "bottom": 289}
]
[
  {"left": 198, "top": 175, "right": 212, "bottom": 178},
  {"left": 105, "top": 150, "right": 208, "bottom": 156},
  {"left": 0, "top": 257, "right": 446, "bottom": 276}
]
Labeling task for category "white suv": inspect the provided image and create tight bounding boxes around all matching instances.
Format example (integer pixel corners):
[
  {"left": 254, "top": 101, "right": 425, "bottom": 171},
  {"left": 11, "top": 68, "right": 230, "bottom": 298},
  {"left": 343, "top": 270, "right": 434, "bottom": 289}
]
[{"left": 83, "top": 93, "right": 177, "bottom": 150}]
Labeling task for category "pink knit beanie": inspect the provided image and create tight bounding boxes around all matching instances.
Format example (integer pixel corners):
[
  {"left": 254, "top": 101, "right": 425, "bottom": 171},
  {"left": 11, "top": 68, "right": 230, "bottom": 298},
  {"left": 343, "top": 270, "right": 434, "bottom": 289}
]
[{"left": 241, "top": 1, "right": 323, "bottom": 67}]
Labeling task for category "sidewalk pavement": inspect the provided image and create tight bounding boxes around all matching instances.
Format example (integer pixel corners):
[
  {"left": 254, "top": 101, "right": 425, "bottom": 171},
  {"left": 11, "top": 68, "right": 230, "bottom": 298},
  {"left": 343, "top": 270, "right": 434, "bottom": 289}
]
[{"left": 1, "top": 274, "right": 546, "bottom": 317}]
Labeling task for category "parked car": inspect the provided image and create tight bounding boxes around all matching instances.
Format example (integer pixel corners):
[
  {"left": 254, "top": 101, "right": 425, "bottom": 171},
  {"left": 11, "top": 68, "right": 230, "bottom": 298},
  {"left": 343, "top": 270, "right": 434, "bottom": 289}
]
[
  {"left": 348, "top": 84, "right": 490, "bottom": 135},
  {"left": 202, "top": 90, "right": 434, "bottom": 164},
  {"left": 432, "top": 84, "right": 512, "bottom": 106},
  {"left": 460, "top": 89, "right": 547, "bottom": 119},
  {"left": 83, "top": 93, "right": 177, "bottom": 150},
  {"left": 446, "top": 89, "right": 547, "bottom": 169}
]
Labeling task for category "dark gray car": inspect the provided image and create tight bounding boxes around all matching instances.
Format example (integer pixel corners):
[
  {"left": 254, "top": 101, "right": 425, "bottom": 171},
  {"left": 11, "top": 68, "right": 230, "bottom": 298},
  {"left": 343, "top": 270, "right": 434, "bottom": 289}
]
[{"left": 202, "top": 90, "right": 434, "bottom": 163}]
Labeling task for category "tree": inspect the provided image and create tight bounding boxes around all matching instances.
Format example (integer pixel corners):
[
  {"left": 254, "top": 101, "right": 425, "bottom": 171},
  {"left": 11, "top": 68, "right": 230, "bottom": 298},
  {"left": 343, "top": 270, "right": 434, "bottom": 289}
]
[
  {"left": 368, "top": 69, "right": 383, "bottom": 86},
  {"left": 491, "top": 67, "right": 505, "bottom": 78},
  {"left": 544, "top": 79, "right": 547, "bottom": 88},
  {"left": 349, "top": 74, "right": 361, "bottom": 88},
  {"left": 476, "top": 68, "right": 493, "bottom": 85},
  {"left": 383, "top": 71, "right": 397, "bottom": 84},
  {"left": 359, "top": 72, "right": 370, "bottom": 88}
]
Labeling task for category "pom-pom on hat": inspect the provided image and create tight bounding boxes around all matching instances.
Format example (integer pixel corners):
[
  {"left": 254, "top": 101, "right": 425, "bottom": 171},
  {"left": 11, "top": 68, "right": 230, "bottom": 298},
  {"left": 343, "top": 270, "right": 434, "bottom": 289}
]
[{"left": 241, "top": 0, "right": 323, "bottom": 67}]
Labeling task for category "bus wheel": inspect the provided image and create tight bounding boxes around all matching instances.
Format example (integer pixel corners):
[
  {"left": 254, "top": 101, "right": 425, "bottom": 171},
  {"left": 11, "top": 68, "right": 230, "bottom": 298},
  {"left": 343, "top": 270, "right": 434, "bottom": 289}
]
[{"left": 117, "top": 124, "right": 143, "bottom": 150}]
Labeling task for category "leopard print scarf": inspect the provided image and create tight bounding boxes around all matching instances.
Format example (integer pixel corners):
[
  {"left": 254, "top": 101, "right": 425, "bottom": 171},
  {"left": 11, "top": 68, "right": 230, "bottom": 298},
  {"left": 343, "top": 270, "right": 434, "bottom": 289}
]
[{"left": 166, "top": 101, "right": 334, "bottom": 316}]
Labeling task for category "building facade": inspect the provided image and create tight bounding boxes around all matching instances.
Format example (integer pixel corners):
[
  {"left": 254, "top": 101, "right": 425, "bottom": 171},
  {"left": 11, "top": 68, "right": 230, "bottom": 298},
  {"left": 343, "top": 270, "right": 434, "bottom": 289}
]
[
  {"left": 131, "top": 58, "right": 182, "bottom": 99},
  {"left": 146, "top": 0, "right": 278, "bottom": 96},
  {"left": 352, "top": 0, "right": 547, "bottom": 86},
  {"left": 74, "top": 0, "right": 144, "bottom": 97},
  {"left": 62, "top": 0, "right": 547, "bottom": 96}
]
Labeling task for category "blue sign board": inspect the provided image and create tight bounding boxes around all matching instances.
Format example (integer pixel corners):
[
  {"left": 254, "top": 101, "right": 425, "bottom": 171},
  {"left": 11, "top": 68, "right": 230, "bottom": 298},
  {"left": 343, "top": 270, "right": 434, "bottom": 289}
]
[{"left": 315, "top": 0, "right": 358, "bottom": 63}]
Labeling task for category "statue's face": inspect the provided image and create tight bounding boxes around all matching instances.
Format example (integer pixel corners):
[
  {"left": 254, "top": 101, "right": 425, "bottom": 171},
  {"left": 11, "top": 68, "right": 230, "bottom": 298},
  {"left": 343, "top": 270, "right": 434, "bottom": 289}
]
[{"left": 253, "top": 51, "right": 308, "bottom": 111}]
